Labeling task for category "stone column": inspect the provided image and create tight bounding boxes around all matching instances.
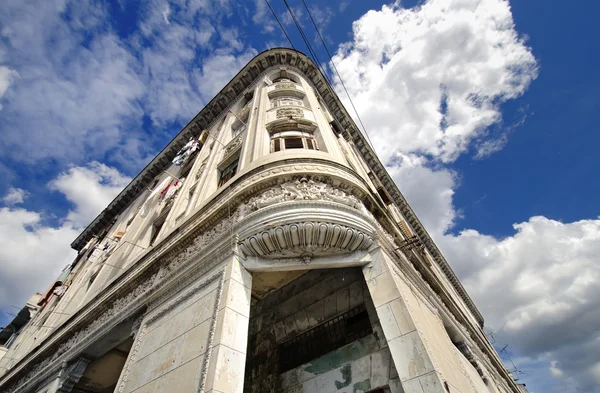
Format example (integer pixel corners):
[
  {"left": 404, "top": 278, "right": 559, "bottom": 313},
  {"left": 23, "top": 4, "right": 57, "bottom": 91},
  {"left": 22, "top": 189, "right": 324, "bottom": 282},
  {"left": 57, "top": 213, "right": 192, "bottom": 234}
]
[
  {"left": 203, "top": 256, "right": 253, "bottom": 393},
  {"left": 363, "top": 248, "right": 446, "bottom": 393}
]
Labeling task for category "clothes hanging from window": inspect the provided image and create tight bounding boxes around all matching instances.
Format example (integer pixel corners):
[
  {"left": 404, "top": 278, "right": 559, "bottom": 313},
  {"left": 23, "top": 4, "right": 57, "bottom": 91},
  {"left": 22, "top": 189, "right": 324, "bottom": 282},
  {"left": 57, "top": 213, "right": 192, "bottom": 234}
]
[{"left": 172, "top": 138, "right": 200, "bottom": 166}]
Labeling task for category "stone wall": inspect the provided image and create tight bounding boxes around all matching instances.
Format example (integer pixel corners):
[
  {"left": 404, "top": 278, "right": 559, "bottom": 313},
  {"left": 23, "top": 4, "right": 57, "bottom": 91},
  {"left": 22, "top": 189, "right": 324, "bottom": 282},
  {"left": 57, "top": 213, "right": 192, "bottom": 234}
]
[{"left": 116, "top": 269, "right": 224, "bottom": 393}]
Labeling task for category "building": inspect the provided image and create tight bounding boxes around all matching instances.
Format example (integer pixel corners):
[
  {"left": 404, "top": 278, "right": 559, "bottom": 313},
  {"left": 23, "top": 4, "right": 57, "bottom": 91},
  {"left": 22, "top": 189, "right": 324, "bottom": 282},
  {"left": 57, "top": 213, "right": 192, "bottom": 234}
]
[{"left": 0, "top": 48, "right": 521, "bottom": 393}]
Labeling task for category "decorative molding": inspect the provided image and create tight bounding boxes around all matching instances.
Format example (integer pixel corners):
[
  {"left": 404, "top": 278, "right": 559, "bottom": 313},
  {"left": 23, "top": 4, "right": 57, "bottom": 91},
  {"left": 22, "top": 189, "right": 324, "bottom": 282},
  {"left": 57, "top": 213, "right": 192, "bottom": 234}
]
[
  {"left": 116, "top": 323, "right": 146, "bottom": 393},
  {"left": 275, "top": 107, "right": 303, "bottom": 119},
  {"left": 116, "top": 270, "right": 225, "bottom": 393},
  {"left": 197, "top": 271, "right": 226, "bottom": 393},
  {"left": 238, "top": 221, "right": 373, "bottom": 258},
  {"left": 274, "top": 82, "right": 296, "bottom": 90},
  {"left": 246, "top": 178, "right": 363, "bottom": 212},
  {"left": 147, "top": 270, "right": 224, "bottom": 324},
  {"left": 56, "top": 357, "right": 92, "bottom": 393},
  {"left": 223, "top": 133, "right": 243, "bottom": 158}
]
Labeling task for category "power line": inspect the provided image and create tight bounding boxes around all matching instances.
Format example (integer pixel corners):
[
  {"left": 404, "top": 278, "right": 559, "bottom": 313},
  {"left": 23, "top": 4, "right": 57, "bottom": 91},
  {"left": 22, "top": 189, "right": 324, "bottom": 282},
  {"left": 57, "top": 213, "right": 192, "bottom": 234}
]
[
  {"left": 263, "top": 0, "right": 296, "bottom": 51},
  {"left": 299, "top": 0, "right": 375, "bottom": 149},
  {"left": 281, "top": 0, "right": 330, "bottom": 83}
]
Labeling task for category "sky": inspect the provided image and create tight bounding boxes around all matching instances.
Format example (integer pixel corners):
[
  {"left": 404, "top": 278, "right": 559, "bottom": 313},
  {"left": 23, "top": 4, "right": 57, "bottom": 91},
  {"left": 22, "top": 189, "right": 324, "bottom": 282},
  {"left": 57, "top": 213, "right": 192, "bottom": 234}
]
[{"left": 0, "top": 0, "right": 598, "bottom": 392}]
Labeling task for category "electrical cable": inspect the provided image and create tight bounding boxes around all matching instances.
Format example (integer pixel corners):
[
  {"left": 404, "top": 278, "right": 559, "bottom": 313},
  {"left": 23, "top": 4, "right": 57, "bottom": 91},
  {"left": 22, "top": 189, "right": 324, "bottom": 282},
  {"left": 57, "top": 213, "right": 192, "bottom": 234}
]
[
  {"left": 264, "top": 0, "right": 296, "bottom": 50},
  {"left": 281, "top": 0, "right": 331, "bottom": 83},
  {"left": 299, "top": 0, "right": 375, "bottom": 149}
]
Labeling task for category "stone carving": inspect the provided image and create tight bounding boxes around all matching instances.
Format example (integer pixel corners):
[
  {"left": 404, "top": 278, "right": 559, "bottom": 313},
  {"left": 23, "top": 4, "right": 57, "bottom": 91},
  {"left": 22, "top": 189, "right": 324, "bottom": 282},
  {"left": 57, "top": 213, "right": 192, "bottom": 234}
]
[
  {"left": 246, "top": 178, "right": 363, "bottom": 212},
  {"left": 274, "top": 82, "right": 296, "bottom": 90},
  {"left": 154, "top": 208, "right": 243, "bottom": 283},
  {"left": 237, "top": 101, "right": 252, "bottom": 120},
  {"left": 195, "top": 159, "right": 208, "bottom": 181},
  {"left": 4, "top": 274, "right": 157, "bottom": 393},
  {"left": 223, "top": 133, "right": 243, "bottom": 157},
  {"left": 276, "top": 107, "right": 303, "bottom": 119},
  {"left": 56, "top": 357, "right": 92, "bottom": 393},
  {"left": 238, "top": 221, "right": 373, "bottom": 258}
]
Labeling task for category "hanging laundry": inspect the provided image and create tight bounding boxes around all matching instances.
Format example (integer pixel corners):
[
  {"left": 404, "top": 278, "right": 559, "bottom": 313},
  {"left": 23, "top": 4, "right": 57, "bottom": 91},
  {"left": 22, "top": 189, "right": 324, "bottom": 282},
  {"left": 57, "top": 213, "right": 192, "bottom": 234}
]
[
  {"left": 172, "top": 138, "right": 200, "bottom": 166},
  {"left": 158, "top": 179, "right": 175, "bottom": 203},
  {"left": 164, "top": 177, "right": 185, "bottom": 202}
]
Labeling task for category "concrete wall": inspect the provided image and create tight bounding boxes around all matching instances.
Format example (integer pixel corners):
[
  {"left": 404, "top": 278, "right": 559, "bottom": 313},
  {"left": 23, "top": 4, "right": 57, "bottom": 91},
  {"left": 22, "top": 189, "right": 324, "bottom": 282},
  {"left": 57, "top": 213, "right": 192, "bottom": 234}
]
[
  {"left": 246, "top": 268, "right": 402, "bottom": 393},
  {"left": 114, "top": 257, "right": 252, "bottom": 393},
  {"left": 365, "top": 249, "right": 494, "bottom": 393}
]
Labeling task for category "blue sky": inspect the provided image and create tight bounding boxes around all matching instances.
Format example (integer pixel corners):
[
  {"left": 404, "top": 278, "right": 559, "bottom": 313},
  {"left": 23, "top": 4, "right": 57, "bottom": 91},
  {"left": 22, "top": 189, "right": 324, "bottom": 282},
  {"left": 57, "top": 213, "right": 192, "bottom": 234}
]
[{"left": 0, "top": 1, "right": 599, "bottom": 392}]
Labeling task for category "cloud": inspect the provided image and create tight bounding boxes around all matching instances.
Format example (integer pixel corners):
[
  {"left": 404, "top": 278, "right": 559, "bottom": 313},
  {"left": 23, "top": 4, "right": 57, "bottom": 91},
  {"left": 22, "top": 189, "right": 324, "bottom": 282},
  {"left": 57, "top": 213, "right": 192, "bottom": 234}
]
[
  {"left": 438, "top": 217, "right": 600, "bottom": 393},
  {"left": 0, "top": 162, "right": 128, "bottom": 311},
  {"left": 332, "top": 0, "right": 538, "bottom": 164},
  {"left": 332, "top": 1, "right": 598, "bottom": 391},
  {"left": 0, "top": 65, "right": 19, "bottom": 104},
  {"left": 0, "top": 0, "right": 257, "bottom": 170},
  {"left": 2, "top": 187, "right": 29, "bottom": 206},
  {"left": 49, "top": 162, "right": 131, "bottom": 229}
]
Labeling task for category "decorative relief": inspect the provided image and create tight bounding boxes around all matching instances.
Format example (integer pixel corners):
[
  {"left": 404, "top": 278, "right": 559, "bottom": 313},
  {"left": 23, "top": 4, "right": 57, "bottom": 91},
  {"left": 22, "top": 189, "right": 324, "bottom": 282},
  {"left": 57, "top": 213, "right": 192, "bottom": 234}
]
[
  {"left": 223, "top": 132, "right": 243, "bottom": 157},
  {"left": 56, "top": 357, "right": 92, "bottom": 393},
  {"left": 274, "top": 82, "right": 296, "bottom": 90},
  {"left": 237, "top": 101, "right": 252, "bottom": 120},
  {"left": 154, "top": 208, "right": 243, "bottom": 283},
  {"left": 275, "top": 107, "right": 303, "bottom": 119},
  {"left": 246, "top": 178, "right": 363, "bottom": 212},
  {"left": 195, "top": 158, "right": 208, "bottom": 181},
  {"left": 238, "top": 221, "right": 373, "bottom": 258}
]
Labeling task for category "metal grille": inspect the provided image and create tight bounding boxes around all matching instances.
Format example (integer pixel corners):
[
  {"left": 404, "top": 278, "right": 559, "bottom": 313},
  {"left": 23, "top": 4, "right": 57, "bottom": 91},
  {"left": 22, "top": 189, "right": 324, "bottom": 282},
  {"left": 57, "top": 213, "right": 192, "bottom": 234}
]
[{"left": 278, "top": 305, "right": 372, "bottom": 373}]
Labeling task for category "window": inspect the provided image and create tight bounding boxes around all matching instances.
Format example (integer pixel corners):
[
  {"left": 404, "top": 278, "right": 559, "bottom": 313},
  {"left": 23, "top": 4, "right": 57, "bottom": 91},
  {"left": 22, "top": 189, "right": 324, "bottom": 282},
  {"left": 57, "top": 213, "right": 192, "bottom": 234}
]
[
  {"left": 271, "top": 131, "right": 318, "bottom": 153},
  {"left": 149, "top": 212, "right": 169, "bottom": 246},
  {"left": 218, "top": 158, "right": 239, "bottom": 187},
  {"left": 278, "top": 305, "right": 372, "bottom": 373}
]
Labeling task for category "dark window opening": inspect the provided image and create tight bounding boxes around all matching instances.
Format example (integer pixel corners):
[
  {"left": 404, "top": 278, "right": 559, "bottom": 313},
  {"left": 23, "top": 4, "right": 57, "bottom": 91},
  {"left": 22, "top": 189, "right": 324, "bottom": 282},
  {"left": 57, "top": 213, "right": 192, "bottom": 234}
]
[
  {"left": 149, "top": 212, "right": 168, "bottom": 246},
  {"left": 278, "top": 305, "right": 372, "bottom": 373},
  {"left": 273, "top": 138, "right": 281, "bottom": 152},
  {"left": 219, "top": 159, "right": 239, "bottom": 187},
  {"left": 284, "top": 137, "right": 304, "bottom": 149},
  {"left": 306, "top": 138, "right": 316, "bottom": 150}
]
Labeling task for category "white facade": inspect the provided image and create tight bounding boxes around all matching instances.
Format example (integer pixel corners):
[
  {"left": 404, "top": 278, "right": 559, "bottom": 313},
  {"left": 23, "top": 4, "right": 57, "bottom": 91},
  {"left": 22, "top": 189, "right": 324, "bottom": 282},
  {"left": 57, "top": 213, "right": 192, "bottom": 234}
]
[{"left": 0, "top": 49, "right": 520, "bottom": 393}]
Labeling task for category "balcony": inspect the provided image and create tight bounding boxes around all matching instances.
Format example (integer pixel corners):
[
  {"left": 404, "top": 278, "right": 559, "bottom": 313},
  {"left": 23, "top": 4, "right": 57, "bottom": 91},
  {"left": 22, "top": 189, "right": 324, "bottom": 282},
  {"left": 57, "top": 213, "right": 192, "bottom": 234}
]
[
  {"left": 265, "top": 106, "right": 317, "bottom": 132},
  {"left": 267, "top": 81, "right": 305, "bottom": 99}
]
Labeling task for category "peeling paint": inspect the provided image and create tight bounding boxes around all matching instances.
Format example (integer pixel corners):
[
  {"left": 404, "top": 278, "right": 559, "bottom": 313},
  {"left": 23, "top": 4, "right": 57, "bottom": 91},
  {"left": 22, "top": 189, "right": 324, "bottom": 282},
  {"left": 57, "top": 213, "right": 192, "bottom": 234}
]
[
  {"left": 335, "top": 364, "right": 352, "bottom": 389},
  {"left": 353, "top": 378, "right": 371, "bottom": 393},
  {"left": 304, "top": 335, "right": 379, "bottom": 375}
]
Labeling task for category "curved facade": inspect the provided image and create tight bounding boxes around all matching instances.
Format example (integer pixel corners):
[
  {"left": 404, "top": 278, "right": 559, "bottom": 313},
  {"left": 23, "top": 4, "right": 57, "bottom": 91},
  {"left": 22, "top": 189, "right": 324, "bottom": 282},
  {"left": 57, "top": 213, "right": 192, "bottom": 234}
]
[{"left": 0, "top": 49, "right": 524, "bottom": 393}]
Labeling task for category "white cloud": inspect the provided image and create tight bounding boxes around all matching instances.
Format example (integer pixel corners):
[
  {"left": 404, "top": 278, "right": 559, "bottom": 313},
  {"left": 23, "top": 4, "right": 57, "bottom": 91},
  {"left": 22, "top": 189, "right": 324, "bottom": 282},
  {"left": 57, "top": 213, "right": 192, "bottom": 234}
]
[
  {"left": 0, "top": 66, "right": 18, "bottom": 97},
  {"left": 332, "top": 0, "right": 538, "bottom": 164},
  {"left": 0, "top": 65, "right": 19, "bottom": 110},
  {"left": 333, "top": 1, "right": 598, "bottom": 391},
  {"left": 0, "top": 208, "right": 78, "bottom": 311},
  {"left": 193, "top": 49, "right": 259, "bottom": 101},
  {"left": 0, "top": 0, "right": 256, "bottom": 169},
  {"left": 49, "top": 162, "right": 131, "bottom": 229},
  {"left": 2, "top": 187, "right": 29, "bottom": 206},
  {"left": 0, "top": 162, "right": 128, "bottom": 311}
]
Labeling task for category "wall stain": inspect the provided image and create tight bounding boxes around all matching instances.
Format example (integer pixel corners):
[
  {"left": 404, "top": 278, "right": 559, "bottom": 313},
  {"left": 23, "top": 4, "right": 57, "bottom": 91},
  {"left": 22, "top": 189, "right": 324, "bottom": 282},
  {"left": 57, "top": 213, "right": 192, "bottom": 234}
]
[
  {"left": 303, "top": 335, "right": 379, "bottom": 375},
  {"left": 353, "top": 379, "right": 371, "bottom": 393},
  {"left": 335, "top": 364, "right": 352, "bottom": 389}
]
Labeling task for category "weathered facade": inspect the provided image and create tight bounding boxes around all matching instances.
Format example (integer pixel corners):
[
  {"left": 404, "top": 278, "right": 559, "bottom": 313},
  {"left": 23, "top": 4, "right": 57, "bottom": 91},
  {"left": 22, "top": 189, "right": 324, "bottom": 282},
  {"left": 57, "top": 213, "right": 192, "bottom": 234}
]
[{"left": 0, "top": 48, "right": 522, "bottom": 393}]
